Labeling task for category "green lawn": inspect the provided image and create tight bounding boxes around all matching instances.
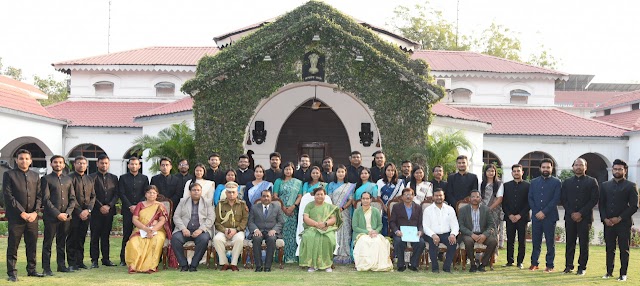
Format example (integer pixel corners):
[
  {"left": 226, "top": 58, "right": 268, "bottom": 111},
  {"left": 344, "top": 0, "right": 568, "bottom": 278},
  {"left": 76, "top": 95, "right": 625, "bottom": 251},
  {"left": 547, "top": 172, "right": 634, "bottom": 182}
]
[{"left": 1, "top": 237, "right": 640, "bottom": 285}]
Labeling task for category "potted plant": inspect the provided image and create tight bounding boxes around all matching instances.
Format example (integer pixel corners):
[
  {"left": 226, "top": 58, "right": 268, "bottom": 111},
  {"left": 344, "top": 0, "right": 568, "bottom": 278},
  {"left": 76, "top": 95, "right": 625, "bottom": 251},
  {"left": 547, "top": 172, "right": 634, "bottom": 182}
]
[
  {"left": 555, "top": 225, "right": 565, "bottom": 242},
  {"left": 526, "top": 223, "right": 532, "bottom": 240}
]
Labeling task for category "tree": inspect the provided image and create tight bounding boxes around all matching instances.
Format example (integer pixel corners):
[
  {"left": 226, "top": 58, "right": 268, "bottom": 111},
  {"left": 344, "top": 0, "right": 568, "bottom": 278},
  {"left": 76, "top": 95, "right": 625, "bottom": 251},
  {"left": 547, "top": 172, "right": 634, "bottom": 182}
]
[
  {"left": 403, "top": 128, "right": 474, "bottom": 179},
  {"left": 34, "top": 75, "right": 69, "bottom": 106},
  {"left": 527, "top": 45, "right": 559, "bottom": 69},
  {"left": 132, "top": 122, "right": 196, "bottom": 174},
  {"left": 0, "top": 57, "right": 24, "bottom": 81},
  {"left": 475, "top": 22, "right": 522, "bottom": 61}
]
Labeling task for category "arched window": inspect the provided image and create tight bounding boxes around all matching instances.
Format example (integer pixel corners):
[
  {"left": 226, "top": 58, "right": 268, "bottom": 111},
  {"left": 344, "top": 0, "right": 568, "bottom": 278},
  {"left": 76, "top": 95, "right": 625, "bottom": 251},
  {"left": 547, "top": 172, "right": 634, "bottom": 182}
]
[
  {"left": 518, "top": 151, "right": 556, "bottom": 180},
  {"left": 510, "top": 89, "right": 530, "bottom": 104},
  {"left": 94, "top": 81, "right": 114, "bottom": 96},
  {"left": 450, "top": 88, "right": 472, "bottom": 103},
  {"left": 69, "top": 144, "right": 107, "bottom": 174},
  {"left": 483, "top": 150, "right": 502, "bottom": 168},
  {"left": 123, "top": 146, "right": 144, "bottom": 173},
  {"left": 155, "top": 82, "right": 175, "bottom": 97},
  {"left": 13, "top": 143, "right": 47, "bottom": 168}
]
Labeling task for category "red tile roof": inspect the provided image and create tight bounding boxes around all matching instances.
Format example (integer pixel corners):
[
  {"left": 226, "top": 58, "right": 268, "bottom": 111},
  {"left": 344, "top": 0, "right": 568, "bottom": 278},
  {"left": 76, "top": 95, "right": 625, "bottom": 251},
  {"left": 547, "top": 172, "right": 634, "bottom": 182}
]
[
  {"left": 0, "top": 75, "right": 57, "bottom": 119},
  {"left": 594, "top": 90, "right": 640, "bottom": 111},
  {"left": 46, "top": 101, "right": 165, "bottom": 127},
  {"left": 135, "top": 97, "right": 193, "bottom": 118},
  {"left": 456, "top": 107, "right": 629, "bottom": 137},
  {"left": 53, "top": 47, "right": 218, "bottom": 66},
  {"left": 555, "top": 91, "right": 623, "bottom": 108},
  {"left": 411, "top": 50, "right": 567, "bottom": 76},
  {"left": 431, "top": 103, "right": 488, "bottom": 123},
  {"left": 593, "top": 109, "right": 640, "bottom": 131}
]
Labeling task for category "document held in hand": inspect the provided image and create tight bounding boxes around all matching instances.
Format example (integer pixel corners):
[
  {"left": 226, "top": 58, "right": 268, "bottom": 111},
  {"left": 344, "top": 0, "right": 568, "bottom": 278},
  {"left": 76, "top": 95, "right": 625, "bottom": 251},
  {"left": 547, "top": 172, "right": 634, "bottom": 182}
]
[{"left": 400, "top": 226, "right": 419, "bottom": 242}]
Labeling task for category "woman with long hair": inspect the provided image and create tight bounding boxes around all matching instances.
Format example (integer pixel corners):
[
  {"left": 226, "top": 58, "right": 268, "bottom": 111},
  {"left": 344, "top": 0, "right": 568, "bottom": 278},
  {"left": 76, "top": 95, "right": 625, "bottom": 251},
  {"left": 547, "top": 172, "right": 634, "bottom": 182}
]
[
  {"left": 375, "top": 163, "right": 405, "bottom": 236},
  {"left": 326, "top": 165, "right": 356, "bottom": 264},
  {"left": 481, "top": 163, "right": 504, "bottom": 251},
  {"left": 182, "top": 163, "right": 215, "bottom": 203},
  {"left": 354, "top": 167, "right": 377, "bottom": 200},
  {"left": 273, "top": 162, "right": 303, "bottom": 263},
  {"left": 213, "top": 169, "right": 237, "bottom": 206},
  {"left": 408, "top": 165, "right": 433, "bottom": 204},
  {"left": 244, "top": 165, "right": 273, "bottom": 210}
]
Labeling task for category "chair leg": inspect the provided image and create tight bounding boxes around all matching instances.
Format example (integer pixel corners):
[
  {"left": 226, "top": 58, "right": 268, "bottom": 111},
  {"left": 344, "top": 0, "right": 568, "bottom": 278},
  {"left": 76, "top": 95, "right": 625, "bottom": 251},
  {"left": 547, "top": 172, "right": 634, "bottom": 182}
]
[
  {"left": 206, "top": 247, "right": 211, "bottom": 269},
  {"left": 278, "top": 247, "right": 284, "bottom": 269},
  {"left": 461, "top": 251, "right": 467, "bottom": 270},
  {"left": 162, "top": 248, "right": 167, "bottom": 270}
]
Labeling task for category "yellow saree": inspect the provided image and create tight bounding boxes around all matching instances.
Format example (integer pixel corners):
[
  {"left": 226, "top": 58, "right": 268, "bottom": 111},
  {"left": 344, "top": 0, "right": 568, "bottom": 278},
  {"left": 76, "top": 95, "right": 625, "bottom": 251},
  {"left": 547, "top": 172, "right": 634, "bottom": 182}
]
[{"left": 125, "top": 202, "right": 171, "bottom": 273}]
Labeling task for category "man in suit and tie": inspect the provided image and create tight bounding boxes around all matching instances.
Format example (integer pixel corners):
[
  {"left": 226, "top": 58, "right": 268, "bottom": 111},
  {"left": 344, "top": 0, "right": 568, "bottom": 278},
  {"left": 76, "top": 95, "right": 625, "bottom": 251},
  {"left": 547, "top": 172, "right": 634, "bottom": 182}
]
[
  {"left": 248, "top": 189, "right": 284, "bottom": 272},
  {"left": 170, "top": 183, "right": 215, "bottom": 272},
  {"left": 389, "top": 187, "right": 425, "bottom": 272},
  {"left": 458, "top": 190, "right": 497, "bottom": 272}
]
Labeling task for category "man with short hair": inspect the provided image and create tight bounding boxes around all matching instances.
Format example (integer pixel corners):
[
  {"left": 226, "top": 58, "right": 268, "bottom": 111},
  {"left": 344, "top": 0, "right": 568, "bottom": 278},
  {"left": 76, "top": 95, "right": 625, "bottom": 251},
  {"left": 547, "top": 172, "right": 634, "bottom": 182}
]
[
  {"left": 399, "top": 161, "right": 412, "bottom": 182},
  {"left": 42, "top": 155, "right": 76, "bottom": 275},
  {"left": 175, "top": 159, "right": 194, "bottom": 195},
  {"left": 118, "top": 156, "right": 149, "bottom": 266},
  {"left": 528, "top": 158, "right": 561, "bottom": 273},
  {"left": 67, "top": 156, "right": 95, "bottom": 271},
  {"left": 236, "top": 154, "right": 255, "bottom": 186},
  {"left": 89, "top": 154, "right": 118, "bottom": 268},
  {"left": 4, "top": 149, "right": 44, "bottom": 282},
  {"left": 561, "top": 158, "right": 599, "bottom": 275},
  {"left": 458, "top": 190, "right": 497, "bottom": 273},
  {"left": 370, "top": 151, "right": 386, "bottom": 182},
  {"left": 213, "top": 182, "right": 249, "bottom": 271},
  {"left": 294, "top": 154, "right": 312, "bottom": 183},
  {"left": 265, "top": 152, "right": 282, "bottom": 183},
  {"left": 446, "top": 155, "right": 478, "bottom": 207},
  {"left": 248, "top": 190, "right": 285, "bottom": 272},
  {"left": 430, "top": 165, "right": 447, "bottom": 193},
  {"left": 205, "top": 153, "right": 225, "bottom": 186},
  {"left": 501, "top": 164, "right": 530, "bottom": 269},
  {"left": 321, "top": 157, "right": 335, "bottom": 183},
  {"left": 171, "top": 183, "right": 215, "bottom": 272},
  {"left": 423, "top": 188, "right": 459, "bottom": 273},
  {"left": 600, "top": 159, "right": 638, "bottom": 282},
  {"left": 389, "top": 188, "right": 425, "bottom": 272},
  {"left": 151, "top": 157, "right": 181, "bottom": 210},
  {"left": 346, "top": 151, "right": 364, "bottom": 183}
]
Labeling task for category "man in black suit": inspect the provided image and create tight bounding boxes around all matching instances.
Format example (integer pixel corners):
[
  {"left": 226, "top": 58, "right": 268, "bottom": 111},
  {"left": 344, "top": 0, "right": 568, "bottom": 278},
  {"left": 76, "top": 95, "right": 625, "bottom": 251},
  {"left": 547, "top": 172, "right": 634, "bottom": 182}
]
[
  {"left": 118, "top": 156, "right": 149, "bottom": 266},
  {"left": 67, "top": 156, "right": 95, "bottom": 271},
  {"left": 389, "top": 187, "right": 425, "bottom": 272},
  {"left": 89, "top": 154, "right": 118, "bottom": 268},
  {"left": 458, "top": 190, "right": 497, "bottom": 272},
  {"left": 205, "top": 153, "right": 225, "bottom": 186},
  {"left": 248, "top": 189, "right": 285, "bottom": 272},
  {"left": 599, "top": 159, "right": 638, "bottom": 282},
  {"left": 294, "top": 154, "right": 311, "bottom": 183},
  {"left": 175, "top": 159, "right": 194, "bottom": 194},
  {"left": 264, "top": 152, "right": 282, "bottom": 183},
  {"left": 445, "top": 155, "right": 478, "bottom": 207},
  {"left": 3, "top": 149, "right": 44, "bottom": 282},
  {"left": 236, "top": 154, "right": 255, "bottom": 186},
  {"left": 42, "top": 155, "right": 76, "bottom": 275},
  {"left": 561, "top": 158, "right": 599, "bottom": 275},
  {"left": 150, "top": 157, "right": 181, "bottom": 209},
  {"left": 501, "top": 164, "right": 530, "bottom": 269},
  {"left": 346, "top": 151, "right": 364, "bottom": 184}
]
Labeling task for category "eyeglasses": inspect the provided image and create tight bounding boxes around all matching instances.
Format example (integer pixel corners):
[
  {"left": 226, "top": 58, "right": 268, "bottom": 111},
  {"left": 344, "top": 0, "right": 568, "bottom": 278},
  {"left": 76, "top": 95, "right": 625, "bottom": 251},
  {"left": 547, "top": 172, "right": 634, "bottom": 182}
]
[{"left": 612, "top": 168, "right": 625, "bottom": 171}]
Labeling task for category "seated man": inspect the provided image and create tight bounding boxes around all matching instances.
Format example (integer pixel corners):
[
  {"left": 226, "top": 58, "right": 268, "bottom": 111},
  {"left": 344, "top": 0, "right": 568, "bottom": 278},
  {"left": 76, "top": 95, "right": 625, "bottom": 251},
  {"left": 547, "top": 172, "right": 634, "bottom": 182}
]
[
  {"left": 170, "top": 183, "right": 215, "bottom": 272},
  {"left": 458, "top": 190, "right": 497, "bottom": 272},
  {"left": 213, "top": 182, "right": 248, "bottom": 271},
  {"left": 248, "top": 189, "right": 284, "bottom": 272},
  {"left": 423, "top": 188, "right": 459, "bottom": 273},
  {"left": 389, "top": 187, "right": 425, "bottom": 272}
]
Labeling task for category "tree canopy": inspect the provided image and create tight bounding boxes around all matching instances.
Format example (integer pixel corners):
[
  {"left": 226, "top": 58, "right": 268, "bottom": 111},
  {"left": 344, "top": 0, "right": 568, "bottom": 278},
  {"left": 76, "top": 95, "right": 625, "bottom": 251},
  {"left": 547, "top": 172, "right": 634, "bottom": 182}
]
[{"left": 0, "top": 57, "right": 69, "bottom": 105}]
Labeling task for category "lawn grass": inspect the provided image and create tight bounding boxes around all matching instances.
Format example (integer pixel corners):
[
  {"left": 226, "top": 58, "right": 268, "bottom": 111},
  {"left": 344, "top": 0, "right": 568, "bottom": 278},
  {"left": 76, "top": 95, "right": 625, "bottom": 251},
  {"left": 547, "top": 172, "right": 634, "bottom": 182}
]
[{"left": 2, "top": 237, "right": 639, "bottom": 285}]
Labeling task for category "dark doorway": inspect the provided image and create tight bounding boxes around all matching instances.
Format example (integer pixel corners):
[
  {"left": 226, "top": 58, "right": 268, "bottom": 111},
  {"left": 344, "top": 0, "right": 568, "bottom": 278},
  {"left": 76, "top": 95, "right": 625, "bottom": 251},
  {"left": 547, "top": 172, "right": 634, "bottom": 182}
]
[
  {"left": 579, "top": 153, "right": 608, "bottom": 183},
  {"left": 275, "top": 99, "right": 350, "bottom": 168}
]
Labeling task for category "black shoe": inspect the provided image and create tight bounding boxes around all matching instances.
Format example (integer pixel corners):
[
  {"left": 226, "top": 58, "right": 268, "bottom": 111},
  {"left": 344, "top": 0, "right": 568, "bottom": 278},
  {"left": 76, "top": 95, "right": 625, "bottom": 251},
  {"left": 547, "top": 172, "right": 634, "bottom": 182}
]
[
  {"left": 7, "top": 276, "right": 17, "bottom": 282},
  {"left": 180, "top": 266, "right": 189, "bottom": 272},
  {"left": 91, "top": 261, "right": 99, "bottom": 269},
  {"left": 517, "top": 263, "right": 524, "bottom": 269},
  {"left": 408, "top": 265, "right": 418, "bottom": 272},
  {"left": 264, "top": 268, "right": 271, "bottom": 272},
  {"left": 119, "top": 261, "right": 126, "bottom": 266},
  {"left": 255, "top": 266, "right": 263, "bottom": 272},
  {"left": 397, "top": 265, "right": 406, "bottom": 272},
  {"left": 576, "top": 269, "right": 586, "bottom": 276},
  {"left": 57, "top": 266, "right": 73, "bottom": 273},
  {"left": 27, "top": 272, "right": 44, "bottom": 277},
  {"left": 68, "top": 266, "right": 79, "bottom": 271},
  {"left": 562, "top": 267, "right": 573, "bottom": 274},
  {"left": 102, "top": 260, "right": 116, "bottom": 267},
  {"left": 77, "top": 264, "right": 88, "bottom": 269},
  {"left": 189, "top": 266, "right": 197, "bottom": 272},
  {"left": 443, "top": 269, "right": 452, "bottom": 273},
  {"left": 478, "top": 265, "right": 487, "bottom": 272},
  {"left": 43, "top": 270, "right": 54, "bottom": 276},
  {"left": 469, "top": 265, "right": 477, "bottom": 273},
  {"left": 504, "top": 262, "right": 514, "bottom": 267}
]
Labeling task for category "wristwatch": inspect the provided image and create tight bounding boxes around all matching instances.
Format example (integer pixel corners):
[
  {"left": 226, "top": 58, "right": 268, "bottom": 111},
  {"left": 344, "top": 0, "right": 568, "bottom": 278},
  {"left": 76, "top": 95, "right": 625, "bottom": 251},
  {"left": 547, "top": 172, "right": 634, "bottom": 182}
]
[{"left": 324, "top": 222, "right": 328, "bottom": 227}]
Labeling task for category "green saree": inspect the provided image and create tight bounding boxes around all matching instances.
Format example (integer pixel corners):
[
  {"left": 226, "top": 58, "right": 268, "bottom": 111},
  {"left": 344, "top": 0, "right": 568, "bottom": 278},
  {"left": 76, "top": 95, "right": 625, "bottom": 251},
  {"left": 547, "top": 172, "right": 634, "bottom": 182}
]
[{"left": 298, "top": 202, "right": 343, "bottom": 270}]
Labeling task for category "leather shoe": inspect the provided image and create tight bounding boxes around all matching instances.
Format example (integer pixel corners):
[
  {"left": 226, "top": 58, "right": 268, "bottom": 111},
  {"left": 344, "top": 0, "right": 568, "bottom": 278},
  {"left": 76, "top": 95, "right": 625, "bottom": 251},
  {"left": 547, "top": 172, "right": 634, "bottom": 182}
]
[
  {"left": 562, "top": 267, "right": 573, "bottom": 274},
  {"left": 397, "top": 265, "right": 406, "bottom": 272},
  {"left": 478, "top": 265, "right": 487, "bottom": 272},
  {"left": 91, "top": 262, "right": 99, "bottom": 269},
  {"left": 255, "top": 266, "right": 263, "bottom": 272},
  {"left": 57, "top": 266, "right": 73, "bottom": 273},
  {"left": 189, "top": 266, "right": 197, "bottom": 272},
  {"left": 529, "top": 265, "right": 539, "bottom": 271},
  {"left": 7, "top": 276, "right": 17, "bottom": 282},
  {"left": 102, "top": 261, "right": 116, "bottom": 267},
  {"left": 220, "top": 264, "right": 230, "bottom": 271},
  {"left": 43, "top": 270, "right": 54, "bottom": 276},
  {"left": 68, "top": 266, "right": 79, "bottom": 271},
  {"left": 264, "top": 268, "right": 271, "bottom": 272},
  {"left": 231, "top": 265, "right": 239, "bottom": 271},
  {"left": 408, "top": 265, "right": 418, "bottom": 272},
  {"left": 27, "top": 272, "right": 45, "bottom": 277},
  {"left": 78, "top": 264, "right": 88, "bottom": 270},
  {"left": 180, "top": 266, "right": 189, "bottom": 272},
  {"left": 469, "top": 265, "right": 477, "bottom": 273},
  {"left": 119, "top": 261, "right": 126, "bottom": 266}
]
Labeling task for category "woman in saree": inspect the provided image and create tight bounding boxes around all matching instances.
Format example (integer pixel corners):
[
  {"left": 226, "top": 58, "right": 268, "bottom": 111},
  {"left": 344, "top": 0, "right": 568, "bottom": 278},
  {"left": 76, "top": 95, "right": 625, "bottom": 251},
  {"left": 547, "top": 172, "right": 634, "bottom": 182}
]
[
  {"left": 244, "top": 165, "right": 273, "bottom": 210},
  {"left": 481, "top": 163, "right": 504, "bottom": 251},
  {"left": 125, "top": 185, "right": 172, "bottom": 274},
  {"left": 300, "top": 166, "right": 325, "bottom": 196},
  {"left": 273, "top": 162, "right": 303, "bottom": 263},
  {"left": 375, "top": 163, "right": 405, "bottom": 236},
  {"left": 183, "top": 163, "right": 215, "bottom": 203},
  {"left": 352, "top": 191, "right": 393, "bottom": 272},
  {"left": 299, "top": 187, "right": 342, "bottom": 272},
  {"left": 354, "top": 167, "right": 378, "bottom": 200},
  {"left": 326, "top": 165, "right": 355, "bottom": 264},
  {"left": 214, "top": 169, "right": 237, "bottom": 207}
]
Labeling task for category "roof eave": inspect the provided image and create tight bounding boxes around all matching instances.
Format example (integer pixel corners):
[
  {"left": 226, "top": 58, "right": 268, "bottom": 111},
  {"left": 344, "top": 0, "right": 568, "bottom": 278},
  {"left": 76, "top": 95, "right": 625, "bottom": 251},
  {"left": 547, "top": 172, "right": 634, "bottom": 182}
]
[{"left": 53, "top": 64, "right": 197, "bottom": 73}]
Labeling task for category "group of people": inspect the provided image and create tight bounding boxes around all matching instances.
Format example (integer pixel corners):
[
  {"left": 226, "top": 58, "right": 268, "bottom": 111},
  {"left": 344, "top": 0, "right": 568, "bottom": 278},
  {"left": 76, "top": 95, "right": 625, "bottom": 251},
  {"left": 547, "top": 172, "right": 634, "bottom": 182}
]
[{"left": 3, "top": 149, "right": 638, "bottom": 282}]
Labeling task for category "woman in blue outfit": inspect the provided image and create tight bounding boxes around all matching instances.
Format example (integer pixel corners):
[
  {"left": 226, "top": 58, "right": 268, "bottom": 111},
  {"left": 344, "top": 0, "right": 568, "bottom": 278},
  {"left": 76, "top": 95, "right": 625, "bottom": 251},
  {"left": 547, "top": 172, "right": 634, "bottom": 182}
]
[
  {"left": 375, "top": 163, "right": 405, "bottom": 236},
  {"left": 354, "top": 167, "right": 377, "bottom": 200},
  {"left": 213, "top": 169, "right": 237, "bottom": 206}
]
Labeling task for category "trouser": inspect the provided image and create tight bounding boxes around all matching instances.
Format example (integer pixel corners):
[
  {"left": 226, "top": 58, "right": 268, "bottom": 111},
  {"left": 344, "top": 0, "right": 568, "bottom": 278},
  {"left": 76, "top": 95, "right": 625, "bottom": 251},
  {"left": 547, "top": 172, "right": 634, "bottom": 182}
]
[
  {"left": 252, "top": 232, "right": 277, "bottom": 269},
  {"left": 6, "top": 219, "right": 38, "bottom": 277},
  {"left": 42, "top": 219, "right": 71, "bottom": 270},
  {"left": 90, "top": 211, "right": 114, "bottom": 263},
  {"left": 461, "top": 234, "right": 497, "bottom": 267},
  {"left": 67, "top": 214, "right": 90, "bottom": 266},
  {"left": 425, "top": 232, "right": 456, "bottom": 271},
  {"left": 213, "top": 232, "right": 245, "bottom": 265},
  {"left": 565, "top": 218, "right": 590, "bottom": 271},
  {"left": 605, "top": 221, "right": 631, "bottom": 276},
  {"left": 505, "top": 218, "right": 527, "bottom": 265},
  {"left": 393, "top": 236, "right": 425, "bottom": 268},
  {"left": 531, "top": 218, "right": 556, "bottom": 268},
  {"left": 171, "top": 231, "right": 211, "bottom": 267},
  {"left": 120, "top": 210, "right": 133, "bottom": 262}
]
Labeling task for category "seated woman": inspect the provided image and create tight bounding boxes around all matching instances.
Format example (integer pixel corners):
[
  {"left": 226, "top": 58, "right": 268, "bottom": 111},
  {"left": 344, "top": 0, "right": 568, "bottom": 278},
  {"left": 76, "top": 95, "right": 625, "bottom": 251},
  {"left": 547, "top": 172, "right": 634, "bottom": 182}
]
[
  {"left": 125, "top": 185, "right": 172, "bottom": 274},
  {"left": 298, "top": 187, "right": 342, "bottom": 272},
  {"left": 352, "top": 192, "right": 393, "bottom": 272}
]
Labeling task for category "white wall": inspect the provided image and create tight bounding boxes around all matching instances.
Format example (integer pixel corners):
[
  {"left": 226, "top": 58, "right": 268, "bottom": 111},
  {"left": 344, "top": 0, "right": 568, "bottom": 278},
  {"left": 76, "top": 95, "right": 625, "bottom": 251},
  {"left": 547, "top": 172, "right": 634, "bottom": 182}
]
[
  {"left": 0, "top": 113, "right": 64, "bottom": 170},
  {"left": 438, "top": 76, "right": 556, "bottom": 106},
  {"left": 627, "top": 132, "right": 640, "bottom": 184},
  {"left": 137, "top": 113, "right": 194, "bottom": 175}
]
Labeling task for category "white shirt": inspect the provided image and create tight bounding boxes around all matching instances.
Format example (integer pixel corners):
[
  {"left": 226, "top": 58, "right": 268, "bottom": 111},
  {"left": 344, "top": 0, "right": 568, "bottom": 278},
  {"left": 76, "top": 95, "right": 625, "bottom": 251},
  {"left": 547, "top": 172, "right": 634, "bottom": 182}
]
[{"left": 423, "top": 203, "right": 459, "bottom": 237}]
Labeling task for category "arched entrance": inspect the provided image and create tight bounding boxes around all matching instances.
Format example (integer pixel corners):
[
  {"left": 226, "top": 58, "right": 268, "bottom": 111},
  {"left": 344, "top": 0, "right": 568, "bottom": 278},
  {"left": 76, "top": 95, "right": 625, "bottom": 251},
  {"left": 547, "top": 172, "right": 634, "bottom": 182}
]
[
  {"left": 579, "top": 153, "right": 609, "bottom": 183},
  {"left": 68, "top": 143, "right": 107, "bottom": 174},
  {"left": 0, "top": 136, "right": 53, "bottom": 170},
  {"left": 275, "top": 99, "right": 350, "bottom": 167},
  {"left": 518, "top": 151, "right": 557, "bottom": 180}
]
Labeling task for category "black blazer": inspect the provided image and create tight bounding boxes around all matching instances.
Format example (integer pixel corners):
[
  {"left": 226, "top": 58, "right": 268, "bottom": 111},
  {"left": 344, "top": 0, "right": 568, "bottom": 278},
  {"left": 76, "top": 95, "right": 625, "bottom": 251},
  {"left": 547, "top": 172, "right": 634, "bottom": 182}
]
[
  {"left": 69, "top": 172, "right": 96, "bottom": 215},
  {"left": 91, "top": 172, "right": 119, "bottom": 214},
  {"left": 42, "top": 173, "right": 76, "bottom": 222},
  {"left": 151, "top": 174, "right": 181, "bottom": 206},
  {"left": 561, "top": 175, "right": 599, "bottom": 222},
  {"left": 599, "top": 179, "right": 638, "bottom": 224},
  {"left": 2, "top": 169, "right": 42, "bottom": 221},
  {"left": 502, "top": 180, "right": 531, "bottom": 222},
  {"left": 389, "top": 201, "right": 423, "bottom": 235}
]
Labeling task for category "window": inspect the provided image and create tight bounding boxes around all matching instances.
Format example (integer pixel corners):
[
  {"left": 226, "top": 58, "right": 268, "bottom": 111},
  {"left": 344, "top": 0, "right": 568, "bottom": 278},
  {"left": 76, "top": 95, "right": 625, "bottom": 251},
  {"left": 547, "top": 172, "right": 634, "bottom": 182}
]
[
  {"left": 510, "top": 89, "right": 530, "bottom": 104},
  {"left": 518, "top": 151, "right": 556, "bottom": 180},
  {"left": 93, "top": 81, "right": 114, "bottom": 96},
  {"left": 13, "top": 143, "right": 47, "bottom": 168},
  {"left": 450, "top": 88, "right": 472, "bottom": 103},
  {"left": 632, "top": 103, "right": 639, "bottom": 110},
  {"left": 69, "top": 144, "right": 107, "bottom": 174},
  {"left": 298, "top": 142, "right": 329, "bottom": 167},
  {"left": 155, "top": 82, "right": 175, "bottom": 97},
  {"left": 604, "top": 109, "right": 611, "bottom": 115},
  {"left": 482, "top": 150, "right": 502, "bottom": 168}
]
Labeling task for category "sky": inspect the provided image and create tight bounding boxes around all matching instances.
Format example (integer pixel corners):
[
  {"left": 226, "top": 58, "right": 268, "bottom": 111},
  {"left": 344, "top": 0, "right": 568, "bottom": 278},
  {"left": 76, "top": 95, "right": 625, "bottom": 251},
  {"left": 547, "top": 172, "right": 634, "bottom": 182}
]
[{"left": 1, "top": 0, "right": 638, "bottom": 84}]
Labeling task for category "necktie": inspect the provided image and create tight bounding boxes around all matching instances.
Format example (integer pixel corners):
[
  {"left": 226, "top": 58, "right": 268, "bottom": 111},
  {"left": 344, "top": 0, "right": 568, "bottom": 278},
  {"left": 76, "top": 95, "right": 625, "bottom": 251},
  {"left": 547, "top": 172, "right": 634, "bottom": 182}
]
[{"left": 264, "top": 206, "right": 268, "bottom": 218}]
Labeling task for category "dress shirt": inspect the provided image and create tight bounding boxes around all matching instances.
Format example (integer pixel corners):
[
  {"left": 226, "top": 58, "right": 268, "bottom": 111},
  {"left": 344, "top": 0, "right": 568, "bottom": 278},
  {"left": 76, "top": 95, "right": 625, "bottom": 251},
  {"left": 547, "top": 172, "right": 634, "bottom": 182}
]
[
  {"left": 423, "top": 203, "right": 459, "bottom": 237},
  {"left": 322, "top": 171, "right": 335, "bottom": 183},
  {"left": 42, "top": 173, "right": 76, "bottom": 220},
  {"left": 561, "top": 175, "right": 599, "bottom": 222},
  {"left": 2, "top": 168, "right": 41, "bottom": 220},
  {"left": 471, "top": 207, "right": 480, "bottom": 233},
  {"left": 188, "top": 200, "right": 200, "bottom": 232}
]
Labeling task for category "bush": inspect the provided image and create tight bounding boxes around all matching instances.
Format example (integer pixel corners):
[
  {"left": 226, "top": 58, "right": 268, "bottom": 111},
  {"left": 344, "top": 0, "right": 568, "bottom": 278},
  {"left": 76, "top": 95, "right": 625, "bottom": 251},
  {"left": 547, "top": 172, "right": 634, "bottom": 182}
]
[
  {"left": 0, "top": 221, "right": 8, "bottom": 236},
  {"left": 112, "top": 214, "right": 123, "bottom": 233}
]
